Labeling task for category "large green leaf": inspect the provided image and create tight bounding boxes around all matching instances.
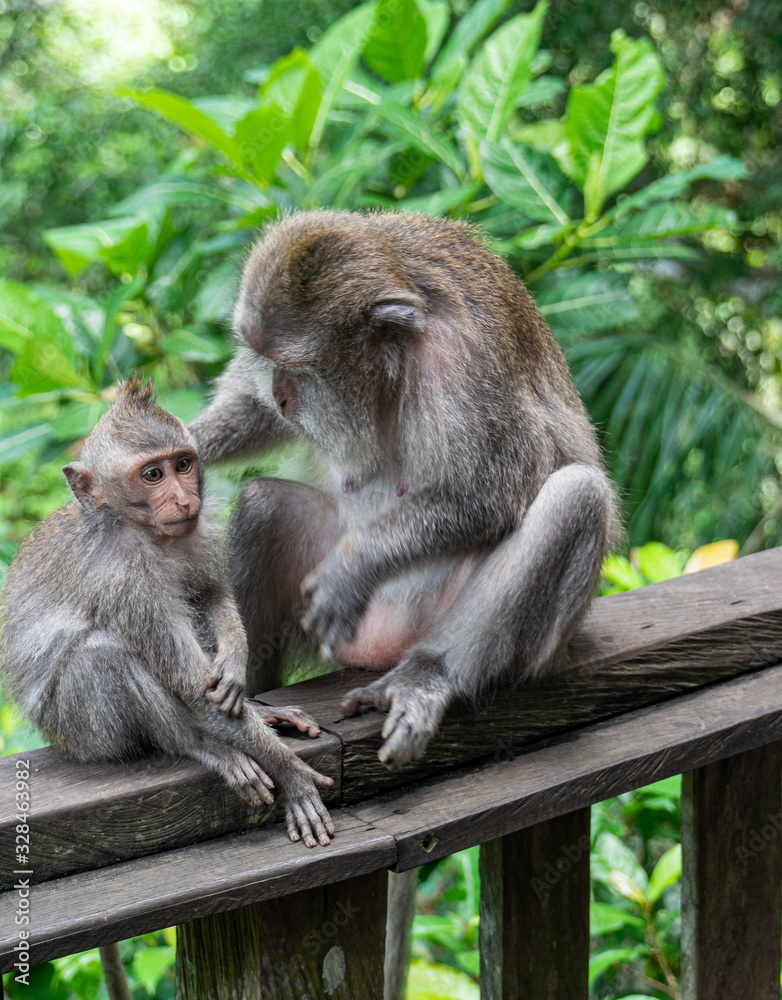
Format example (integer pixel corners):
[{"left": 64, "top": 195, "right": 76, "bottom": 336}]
[
  {"left": 480, "top": 138, "right": 570, "bottom": 224},
  {"left": 260, "top": 49, "right": 322, "bottom": 149},
  {"left": 10, "top": 339, "right": 92, "bottom": 396},
  {"left": 364, "top": 0, "right": 429, "bottom": 83},
  {"left": 121, "top": 89, "right": 243, "bottom": 167},
  {"left": 419, "top": 0, "right": 450, "bottom": 65},
  {"left": 44, "top": 216, "right": 160, "bottom": 277},
  {"left": 593, "top": 202, "right": 737, "bottom": 243},
  {"left": 0, "top": 280, "right": 73, "bottom": 355},
  {"left": 536, "top": 272, "right": 639, "bottom": 336},
  {"left": 647, "top": 843, "right": 682, "bottom": 904},
  {"left": 432, "top": 0, "right": 515, "bottom": 83},
  {"left": 565, "top": 30, "right": 665, "bottom": 217},
  {"left": 613, "top": 154, "right": 748, "bottom": 219},
  {"left": 309, "top": 2, "right": 378, "bottom": 149},
  {"left": 0, "top": 423, "right": 54, "bottom": 465},
  {"left": 457, "top": 2, "right": 547, "bottom": 141},
  {"left": 234, "top": 106, "right": 290, "bottom": 184},
  {"left": 374, "top": 100, "right": 464, "bottom": 176}
]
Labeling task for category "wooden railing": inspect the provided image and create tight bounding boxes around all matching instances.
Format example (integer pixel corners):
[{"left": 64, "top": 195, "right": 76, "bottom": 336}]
[{"left": 2, "top": 548, "right": 782, "bottom": 998}]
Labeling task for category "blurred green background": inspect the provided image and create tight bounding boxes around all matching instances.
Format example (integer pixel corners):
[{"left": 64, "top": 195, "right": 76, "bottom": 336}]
[{"left": 1, "top": 0, "right": 780, "bottom": 996}]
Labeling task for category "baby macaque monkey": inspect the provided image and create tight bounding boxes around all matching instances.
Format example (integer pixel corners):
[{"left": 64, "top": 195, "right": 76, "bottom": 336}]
[{"left": 0, "top": 377, "right": 334, "bottom": 848}]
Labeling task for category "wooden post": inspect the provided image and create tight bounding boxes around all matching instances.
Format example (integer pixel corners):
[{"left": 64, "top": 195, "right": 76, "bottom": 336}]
[
  {"left": 176, "top": 869, "right": 388, "bottom": 1000},
  {"left": 681, "top": 742, "right": 782, "bottom": 999},
  {"left": 479, "top": 807, "right": 590, "bottom": 1000}
]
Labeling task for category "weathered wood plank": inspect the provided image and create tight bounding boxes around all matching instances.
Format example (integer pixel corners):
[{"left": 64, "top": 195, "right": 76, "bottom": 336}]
[
  {"left": 177, "top": 869, "right": 388, "bottom": 1000},
  {"left": 480, "top": 809, "right": 590, "bottom": 1000},
  {"left": 2, "top": 549, "right": 782, "bottom": 891},
  {"left": 0, "top": 733, "right": 341, "bottom": 890},
  {"left": 0, "top": 811, "right": 395, "bottom": 972},
  {"left": 681, "top": 743, "right": 782, "bottom": 999},
  {"left": 351, "top": 665, "right": 782, "bottom": 870}
]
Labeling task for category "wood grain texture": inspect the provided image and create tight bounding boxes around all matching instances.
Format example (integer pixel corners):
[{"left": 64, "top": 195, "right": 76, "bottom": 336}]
[
  {"left": 681, "top": 743, "right": 782, "bottom": 999},
  {"left": 480, "top": 809, "right": 590, "bottom": 1000},
  {"left": 0, "top": 811, "right": 395, "bottom": 972},
  {"left": 0, "top": 733, "right": 341, "bottom": 890},
  {"left": 350, "top": 665, "right": 782, "bottom": 870}
]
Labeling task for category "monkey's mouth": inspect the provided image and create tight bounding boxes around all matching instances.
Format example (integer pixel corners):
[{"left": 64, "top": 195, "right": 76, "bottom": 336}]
[{"left": 164, "top": 514, "right": 200, "bottom": 528}]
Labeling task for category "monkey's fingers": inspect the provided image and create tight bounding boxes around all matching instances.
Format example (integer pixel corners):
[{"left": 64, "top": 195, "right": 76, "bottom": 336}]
[
  {"left": 341, "top": 683, "right": 392, "bottom": 717},
  {"left": 286, "top": 795, "right": 333, "bottom": 848},
  {"left": 230, "top": 755, "right": 275, "bottom": 806},
  {"left": 207, "top": 677, "right": 245, "bottom": 717},
  {"left": 262, "top": 706, "right": 321, "bottom": 738}
]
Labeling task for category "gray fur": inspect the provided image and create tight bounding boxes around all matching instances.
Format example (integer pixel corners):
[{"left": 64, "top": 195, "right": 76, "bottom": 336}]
[
  {"left": 190, "top": 210, "right": 620, "bottom": 768},
  {"left": 0, "top": 384, "right": 334, "bottom": 847}
]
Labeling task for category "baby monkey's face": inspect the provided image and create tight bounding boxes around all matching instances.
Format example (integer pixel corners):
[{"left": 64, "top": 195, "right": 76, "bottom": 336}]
[{"left": 125, "top": 449, "right": 202, "bottom": 537}]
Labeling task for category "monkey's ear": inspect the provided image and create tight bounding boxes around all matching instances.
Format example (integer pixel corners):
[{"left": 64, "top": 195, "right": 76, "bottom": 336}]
[
  {"left": 371, "top": 294, "right": 425, "bottom": 336},
  {"left": 63, "top": 463, "right": 105, "bottom": 512}
]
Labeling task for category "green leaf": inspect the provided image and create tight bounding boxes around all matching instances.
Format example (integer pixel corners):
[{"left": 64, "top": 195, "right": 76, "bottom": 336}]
[
  {"left": 234, "top": 106, "right": 290, "bottom": 184},
  {"left": 0, "top": 423, "right": 53, "bottom": 465},
  {"left": 536, "top": 272, "right": 639, "bottom": 337},
  {"left": 364, "top": 0, "right": 429, "bottom": 83},
  {"left": 480, "top": 138, "right": 570, "bottom": 224},
  {"left": 458, "top": 2, "right": 547, "bottom": 141},
  {"left": 633, "top": 541, "right": 685, "bottom": 582},
  {"left": 121, "top": 89, "right": 243, "bottom": 167},
  {"left": 132, "top": 945, "right": 175, "bottom": 995},
  {"left": 432, "top": 0, "right": 515, "bottom": 82},
  {"left": 600, "top": 554, "right": 646, "bottom": 591},
  {"left": 44, "top": 216, "right": 159, "bottom": 278},
  {"left": 647, "top": 843, "right": 682, "bottom": 903},
  {"left": 112, "top": 177, "right": 259, "bottom": 219},
  {"left": 309, "top": 2, "right": 378, "bottom": 149},
  {"left": 593, "top": 831, "right": 649, "bottom": 892},
  {"left": 10, "top": 339, "right": 93, "bottom": 396},
  {"left": 156, "top": 388, "right": 207, "bottom": 424},
  {"left": 0, "top": 280, "right": 72, "bottom": 354},
  {"left": 159, "top": 329, "right": 231, "bottom": 363},
  {"left": 392, "top": 182, "right": 482, "bottom": 215},
  {"left": 191, "top": 95, "right": 256, "bottom": 133},
  {"left": 516, "top": 74, "right": 567, "bottom": 108},
  {"left": 590, "top": 901, "right": 646, "bottom": 935},
  {"left": 374, "top": 100, "right": 464, "bottom": 176},
  {"left": 594, "top": 202, "right": 737, "bottom": 244},
  {"left": 419, "top": 0, "right": 450, "bottom": 64},
  {"left": 261, "top": 49, "right": 322, "bottom": 149},
  {"left": 565, "top": 30, "right": 665, "bottom": 217},
  {"left": 49, "top": 400, "right": 109, "bottom": 442},
  {"left": 613, "top": 154, "right": 748, "bottom": 219},
  {"left": 406, "top": 959, "right": 480, "bottom": 1000},
  {"left": 588, "top": 948, "right": 648, "bottom": 986}
]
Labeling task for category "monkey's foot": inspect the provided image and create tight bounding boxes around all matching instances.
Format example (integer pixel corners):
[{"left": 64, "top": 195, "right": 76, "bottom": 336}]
[
  {"left": 283, "top": 767, "right": 336, "bottom": 848},
  {"left": 261, "top": 705, "right": 322, "bottom": 739},
  {"left": 341, "top": 653, "right": 451, "bottom": 770}
]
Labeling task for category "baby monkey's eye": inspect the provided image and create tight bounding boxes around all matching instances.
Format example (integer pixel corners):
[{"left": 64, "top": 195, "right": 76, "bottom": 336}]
[
  {"left": 143, "top": 467, "right": 163, "bottom": 483},
  {"left": 176, "top": 457, "right": 192, "bottom": 473}
]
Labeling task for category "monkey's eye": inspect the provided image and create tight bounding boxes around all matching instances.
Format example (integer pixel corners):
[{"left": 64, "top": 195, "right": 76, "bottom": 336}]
[
  {"left": 175, "top": 457, "right": 192, "bottom": 473},
  {"left": 142, "top": 467, "right": 164, "bottom": 483}
]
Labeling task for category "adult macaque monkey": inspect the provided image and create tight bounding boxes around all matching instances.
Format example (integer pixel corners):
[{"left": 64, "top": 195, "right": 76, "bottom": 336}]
[
  {"left": 191, "top": 210, "right": 619, "bottom": 770},
  {"left": 0, "top": 378, "right": 334, "bottom": 848}
]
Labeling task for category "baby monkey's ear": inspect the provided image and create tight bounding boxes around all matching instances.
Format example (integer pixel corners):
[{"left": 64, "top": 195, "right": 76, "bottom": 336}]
[{"left": 63, "top": 463, "right": 105, "bottom": 512}]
